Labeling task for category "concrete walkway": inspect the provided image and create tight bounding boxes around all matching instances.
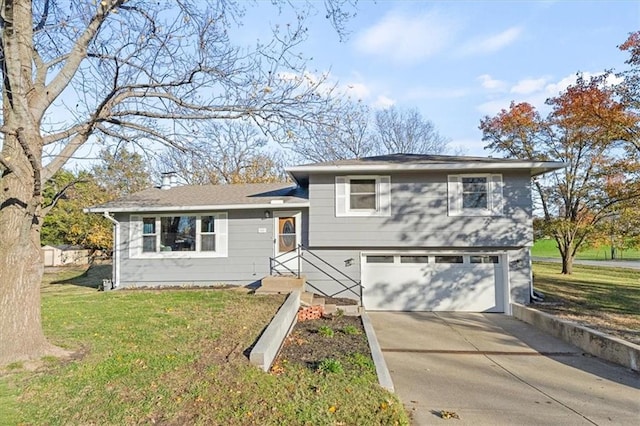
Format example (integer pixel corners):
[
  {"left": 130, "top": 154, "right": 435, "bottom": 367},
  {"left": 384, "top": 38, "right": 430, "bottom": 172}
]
[
  {"left": 369, "top": 312, "right": 640, "bottom": 425},
  {"left": 533, "top": 257, "right": 640, "bottom": 270}
]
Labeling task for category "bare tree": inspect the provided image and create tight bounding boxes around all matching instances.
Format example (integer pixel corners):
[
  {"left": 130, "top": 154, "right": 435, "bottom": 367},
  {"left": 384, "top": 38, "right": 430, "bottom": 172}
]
[
  {"left": 295, "top": 100, "right": 375, "bottom": 162},
  {"left": 374, "top": 106, "right": 451, "bottom": 155},
  {"left": 155, "top": 120, "right": 287, "bottom": 184},
  {"left": 0, "top": 0, "right": 356, "bottom": 363}
]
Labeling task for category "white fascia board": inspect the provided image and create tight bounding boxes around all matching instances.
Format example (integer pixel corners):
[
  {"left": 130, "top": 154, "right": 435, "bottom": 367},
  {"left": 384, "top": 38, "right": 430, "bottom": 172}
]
[
  {"left": 287, "top": 161, "right": 566, "bottom": 174},
  {"left": 85, "top": 201, "right": 310, "bottom": 213}
]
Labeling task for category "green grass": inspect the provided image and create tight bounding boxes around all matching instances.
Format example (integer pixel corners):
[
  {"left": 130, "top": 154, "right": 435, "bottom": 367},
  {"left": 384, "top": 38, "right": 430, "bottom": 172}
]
[
  {"left": 532, "top": 239, "right": 640, "bottom": 260},
  {"left": 1, "top": 266, "right": 408, "bottom": 425},
  {"left": 533, "top": 262, "right": 640, "bottom": 344}
]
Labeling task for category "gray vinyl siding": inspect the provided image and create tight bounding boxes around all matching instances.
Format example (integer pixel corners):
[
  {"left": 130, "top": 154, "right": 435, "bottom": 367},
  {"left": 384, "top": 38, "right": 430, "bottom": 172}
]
[
  {"left": 307, "top": 172, "right": 532, "bottom": 248},
  {"left": 300, "top": 249, "right": 362, "bottom": 300},
  {"left": 115, "top": 208, "right": 308, "bottom": 287}
]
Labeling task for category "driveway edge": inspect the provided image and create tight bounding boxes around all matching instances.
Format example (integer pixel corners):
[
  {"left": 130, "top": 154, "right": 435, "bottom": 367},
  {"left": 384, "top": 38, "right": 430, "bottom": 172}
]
[
  {"left": 511, "top": 303, "right": 640, "bottom": 372},
  {"left": 361, "top": 312, "right": 395, "bottom": 392}
]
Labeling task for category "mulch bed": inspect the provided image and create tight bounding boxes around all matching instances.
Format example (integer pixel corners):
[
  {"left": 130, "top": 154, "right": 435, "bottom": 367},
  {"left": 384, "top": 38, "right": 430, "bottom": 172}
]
[{"left": 276, "top": 315, "right": 370, "bottom": 370}]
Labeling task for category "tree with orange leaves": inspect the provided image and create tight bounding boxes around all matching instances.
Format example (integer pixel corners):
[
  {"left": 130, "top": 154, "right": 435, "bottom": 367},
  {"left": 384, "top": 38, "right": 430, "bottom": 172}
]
[{"left": 480, "top": 74, "right": 640, "bottom": 274}]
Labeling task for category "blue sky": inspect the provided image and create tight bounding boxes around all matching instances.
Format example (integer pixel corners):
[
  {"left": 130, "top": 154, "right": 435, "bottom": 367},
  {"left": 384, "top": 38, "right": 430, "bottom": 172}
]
[{"left": 242, "top": 0, "right": 640, "bottom": 155}]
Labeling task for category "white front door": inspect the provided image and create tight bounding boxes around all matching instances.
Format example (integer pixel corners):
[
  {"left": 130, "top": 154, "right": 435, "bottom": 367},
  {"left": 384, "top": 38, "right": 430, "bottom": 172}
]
[{"left": 273, "top": 211, "right": 301, "bottom": 273}]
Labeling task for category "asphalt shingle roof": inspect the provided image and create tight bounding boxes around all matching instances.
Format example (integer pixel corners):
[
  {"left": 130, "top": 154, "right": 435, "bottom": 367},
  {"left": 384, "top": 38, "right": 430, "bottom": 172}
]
[{"left": 88, "top": 182, "right": 307, "bottom": 212}]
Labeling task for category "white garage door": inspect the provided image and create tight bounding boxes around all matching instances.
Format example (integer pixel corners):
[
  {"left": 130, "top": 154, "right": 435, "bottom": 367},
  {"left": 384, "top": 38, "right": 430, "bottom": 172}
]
[{"left": 361, "top": 253, "right": 505, "bottom": 312}]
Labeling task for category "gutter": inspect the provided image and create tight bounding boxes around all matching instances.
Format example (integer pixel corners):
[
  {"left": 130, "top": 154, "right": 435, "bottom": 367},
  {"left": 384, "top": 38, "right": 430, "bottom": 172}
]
[{"left": 102, "top": 212, "right": 120, "bottom": 289}]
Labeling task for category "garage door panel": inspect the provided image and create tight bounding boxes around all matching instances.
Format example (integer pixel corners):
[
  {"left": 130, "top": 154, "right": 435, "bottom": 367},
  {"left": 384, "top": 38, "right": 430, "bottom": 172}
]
[{"left": 362, "top": 254, "right": 504, "bottom": 312}]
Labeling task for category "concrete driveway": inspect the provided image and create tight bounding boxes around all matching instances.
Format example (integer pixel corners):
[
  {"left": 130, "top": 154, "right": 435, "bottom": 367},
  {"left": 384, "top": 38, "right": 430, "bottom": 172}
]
[{"left": 368, "top": 312, "right": 640, "bottom": 425}]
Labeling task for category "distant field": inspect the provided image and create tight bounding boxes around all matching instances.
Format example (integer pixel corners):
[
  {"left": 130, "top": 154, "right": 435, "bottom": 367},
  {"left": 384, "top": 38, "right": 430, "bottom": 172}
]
[{"left": 532, "top": 239, "right": 640, "bottom": 260}]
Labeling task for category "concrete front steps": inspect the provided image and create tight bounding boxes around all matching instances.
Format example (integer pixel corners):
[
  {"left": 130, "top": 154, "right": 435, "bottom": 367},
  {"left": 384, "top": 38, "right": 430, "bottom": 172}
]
[
  {"left": 255, "top": 275, "right": 306, "bottom": 295},
  {"left": 300, "top": 291, "right": 361, "bottom": 317}
]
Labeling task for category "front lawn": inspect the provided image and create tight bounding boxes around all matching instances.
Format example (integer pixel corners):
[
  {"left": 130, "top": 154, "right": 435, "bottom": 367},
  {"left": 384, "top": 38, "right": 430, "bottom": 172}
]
[
  {"left": 532, "top": 239, "right": 640, "bottom": 260},
  {"left": 532, "top": 262, "right": 640, "bottom": 345},
  {"left": 1, "top": 266, "right": 408, "bottom": 425}
]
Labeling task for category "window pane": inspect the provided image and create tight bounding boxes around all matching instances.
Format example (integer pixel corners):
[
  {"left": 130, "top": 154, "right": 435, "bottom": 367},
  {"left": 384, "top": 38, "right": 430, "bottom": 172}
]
[
  {"left": 143, "top": 217, "right": 155, "bottom": 234},
  {"left": 470, "top": 255, "right": 499, "bottom": 264},
  {"left": 366, "top": 255, "right": 394, "bottom": 263},
  {"left": 462, "top": 192, "right": 487, "bottom": 209},
  {"left": 161, "top": 216, "right": 196, "bottom": 251},
  {"left": 201, "top": 216, "right": 215, "bottom": 233},
  {"left": 142, "top": 235, "right": 156, "bottom": 252},
  {"left": 435, "top": 255, "right": 463, "bottom": 264},
  {"left": 278, "top": 217, "right": 296, "bottom": 252},
  {"left": 400, "top": 256, "right": 429, "bottom": 264},
  {"left": 200, "top": 234, "right": 216, "bottom": 252},
  {"left": 462, "top": 177, "right": 488, "bottom": 209},
  {"left": 350, "top": 193, "right": 376, "bottom": 209},
  {"left": 350, "top": 179, "right": 376, "bottom": 193}
]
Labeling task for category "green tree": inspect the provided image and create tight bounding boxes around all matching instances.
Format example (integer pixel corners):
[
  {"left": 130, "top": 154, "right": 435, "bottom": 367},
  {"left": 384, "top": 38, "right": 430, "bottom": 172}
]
[
  {"left": 91, "top": 148, "right": 152, "bottom": 197},
  {"left": 0, "top": 0, "right": 355, "bottom": 363}
]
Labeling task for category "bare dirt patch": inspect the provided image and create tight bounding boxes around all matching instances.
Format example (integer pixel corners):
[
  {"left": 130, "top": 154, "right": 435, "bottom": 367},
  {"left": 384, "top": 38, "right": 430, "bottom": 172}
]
[{"left": 276, "top": 315, "right": 370, "bottom": 370}]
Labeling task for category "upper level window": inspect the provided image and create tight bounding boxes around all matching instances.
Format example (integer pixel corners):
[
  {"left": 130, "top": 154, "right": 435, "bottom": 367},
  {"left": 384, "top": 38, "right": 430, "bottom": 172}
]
[
  {"left": 350, "top": 179, "right": 377, "bottom": 210},
  {"left": 130, "top": 213, "right": 227, "bottom": 258},
  {"left": 462, "top": 177, "right": 488, "bottom": 209},
  {"left": 335, "top": 176, "right": 391, "bottom": 217},
  {"left": 448, "top": 174, "right": 503, "bottom": 216}
]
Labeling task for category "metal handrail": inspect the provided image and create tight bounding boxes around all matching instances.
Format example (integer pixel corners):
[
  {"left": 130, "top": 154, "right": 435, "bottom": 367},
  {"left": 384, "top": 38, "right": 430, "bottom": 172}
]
[
  {"left": 268, "top": 244, "right": 360, "bottom": 299},
  {"left": 298, "top": 245, "right": 360, "bottom": 288}
]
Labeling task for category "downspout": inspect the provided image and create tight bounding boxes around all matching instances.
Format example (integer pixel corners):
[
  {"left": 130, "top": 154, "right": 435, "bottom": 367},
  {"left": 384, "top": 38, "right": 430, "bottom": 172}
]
[
  {"left": 103, "top": 212, "right": 120, "bottom": 289},
  {"left": 528, "top": 247, "right": 543, "bottom": 303}
]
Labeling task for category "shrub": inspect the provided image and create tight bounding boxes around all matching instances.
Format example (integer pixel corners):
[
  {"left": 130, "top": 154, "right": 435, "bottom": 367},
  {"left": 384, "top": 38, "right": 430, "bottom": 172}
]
[
  {"left": 318, "top": 325, "right": 334, "bottom": 337},
  {"left": 341, "top": 325, "right": 361, "bottom": 335},
  {"left": 316, "top": 358, "right": 343, "bottom": 374}
]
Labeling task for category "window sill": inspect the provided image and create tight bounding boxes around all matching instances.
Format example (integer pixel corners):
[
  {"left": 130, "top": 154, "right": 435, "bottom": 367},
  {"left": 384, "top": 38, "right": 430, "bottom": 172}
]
[
  {"left": 131, "top": 252, "right": 227, "bottom": 259},
  {"left": 449, "top": 209, "right": 502, "bottom": 217}
]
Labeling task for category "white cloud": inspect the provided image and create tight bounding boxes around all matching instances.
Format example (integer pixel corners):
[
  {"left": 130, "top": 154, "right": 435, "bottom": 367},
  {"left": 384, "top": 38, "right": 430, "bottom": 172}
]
[
  {"left": 476, "top": 99, "right": 513, "bottom": 116},
  {"left": 478, "top": 74, "right": 507, "bottom": 91},
  {"left": 353, "top": 10, "right": 459, "bottom": 64},
  {"left": 373, "top": 95, "right": 396, "bottom": 109},
  {"left": 458, "top": 26, "right": 523, "bottom": 56},
  {"left": 342, "top": 82, "right": 371, "bottom": 100},
  {"left": 511, "top": 77, "right": 548, "bottom": 95},
  {"left": 476, "top": 70, "right": 623, "bottom": 117}
]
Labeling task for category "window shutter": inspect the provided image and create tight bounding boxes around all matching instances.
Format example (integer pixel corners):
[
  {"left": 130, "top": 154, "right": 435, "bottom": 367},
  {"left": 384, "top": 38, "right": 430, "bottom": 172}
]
[
  {"left": 335, "top": 176, "right": 347, "bottom": 217},
  {"left": 447, "top": 175, "right": 462, "bottom": 216},
  {"left": 490, "top": 174, "right": 504, "bottom": 215},
  {"left": 129, "top": 215, "right": 142, "bottom": 258},
  {"left": 216, "top": 213, "right": 228, "bottom": 257},
  {"left": 378, "top": 176, "right": 391, "bottom": 217}
]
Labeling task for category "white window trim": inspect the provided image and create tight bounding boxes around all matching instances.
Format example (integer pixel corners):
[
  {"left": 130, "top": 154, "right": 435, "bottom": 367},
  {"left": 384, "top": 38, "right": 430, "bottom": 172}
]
[
  {"left": 448, "top": 173, "right": 503, "bottom": 217},
  {"left": 335, "top": 175, "right": 391, "bottom": 217},
  {"left": 130, "top": 212, "right": 228, "bottom": 259}
]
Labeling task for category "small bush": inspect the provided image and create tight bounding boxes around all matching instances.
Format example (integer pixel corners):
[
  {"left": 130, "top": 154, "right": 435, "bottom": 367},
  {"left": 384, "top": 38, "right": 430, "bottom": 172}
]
[
  {"left": 316, "top": 358, "right": 343, "bottom": 374},
  {"left": 317, "top": 325, "right": 334, "bottom": 337},
  {"left": 341, "top": 325, "right": 361, "bottom": 335}
]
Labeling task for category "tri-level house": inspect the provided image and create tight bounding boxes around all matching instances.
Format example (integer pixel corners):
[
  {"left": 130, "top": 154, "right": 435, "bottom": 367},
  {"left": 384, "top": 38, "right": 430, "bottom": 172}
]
[{"left": 86, "top": 154, "right": 565, "bottom": 313}]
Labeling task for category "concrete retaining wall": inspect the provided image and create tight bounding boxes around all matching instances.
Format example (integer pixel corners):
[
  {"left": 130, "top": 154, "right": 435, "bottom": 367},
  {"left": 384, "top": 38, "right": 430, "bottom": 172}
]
[
  {"left": 512, "top": 303, "right": 640, "bottom": 372},
  {"left": 250, "top": 291, "right": 301, "bottom": 371},
  {"left": 361, "top": 312, "right": 395, "bottom": 392}
]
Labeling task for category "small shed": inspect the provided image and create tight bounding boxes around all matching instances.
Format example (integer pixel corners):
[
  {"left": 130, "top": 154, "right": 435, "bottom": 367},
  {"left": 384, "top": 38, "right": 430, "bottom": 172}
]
[{"left": 42, "top": 245, "right": 90, "bottom": 267}]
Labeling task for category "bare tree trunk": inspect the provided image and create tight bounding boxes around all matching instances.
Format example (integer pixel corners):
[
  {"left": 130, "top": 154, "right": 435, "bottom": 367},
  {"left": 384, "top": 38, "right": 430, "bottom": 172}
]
[
  {"left": 0, "top": 212, "right": 56, "bottom": 363},
  {"left": 0, "top": 137, "right": 65, "bottom": 363},
  {"left": 561, "top": 252, "right": 574, "bottom": 275}
]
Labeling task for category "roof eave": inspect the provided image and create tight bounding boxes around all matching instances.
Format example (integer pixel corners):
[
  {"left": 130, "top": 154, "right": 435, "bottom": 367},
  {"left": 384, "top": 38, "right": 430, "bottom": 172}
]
[
  {"left": 85, "top": 201, "right": 310, "bottom": 214},
  {"left": 287, "top": 161, "right": 567, "bottom": 179}
]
